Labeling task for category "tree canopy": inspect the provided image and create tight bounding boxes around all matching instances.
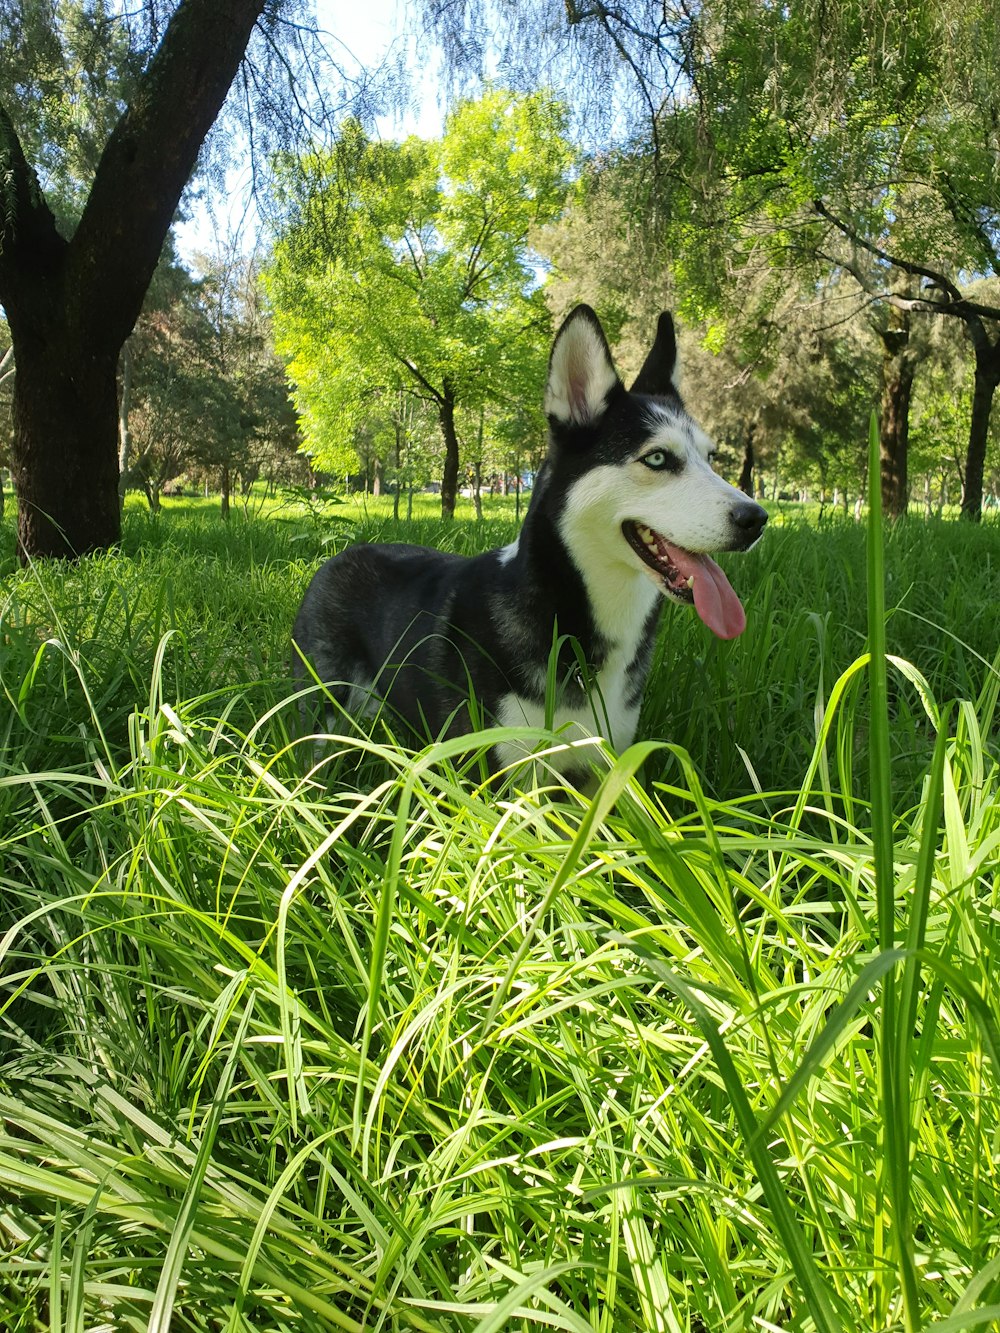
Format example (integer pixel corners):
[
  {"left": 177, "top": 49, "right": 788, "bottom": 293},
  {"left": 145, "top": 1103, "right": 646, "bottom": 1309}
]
[{"left": 266, "top": 88, "right": 576, "bottom": 516}]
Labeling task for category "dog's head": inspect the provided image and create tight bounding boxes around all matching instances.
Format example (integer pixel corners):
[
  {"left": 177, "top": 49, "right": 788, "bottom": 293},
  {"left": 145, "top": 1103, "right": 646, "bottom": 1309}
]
[{"left": 543, "top": 305, "right": 767, "bottom": 640}]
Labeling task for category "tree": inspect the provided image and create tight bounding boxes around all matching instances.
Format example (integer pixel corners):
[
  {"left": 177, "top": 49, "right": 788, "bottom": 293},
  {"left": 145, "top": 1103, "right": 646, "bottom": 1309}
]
[
  {"left": 476, "top": 0, "right": 1000, "bottom": 519},
  {"left": 0, "top": 0, "right": 271, "bottom": 558},
  {"left": 267, "top": 89, "right": 576, "bottom": 517},
  {"left": 908, "top": 287, "right": 1000, "bottom": 511},
  {"left": 121, "top": 250, "right": 300, "bottom": 512},
  {"left": 188, "top": 248, "right": 301, "bottom": 514},
  {"left": 0, "top": 0, "right": 363, "bottom": 560}
]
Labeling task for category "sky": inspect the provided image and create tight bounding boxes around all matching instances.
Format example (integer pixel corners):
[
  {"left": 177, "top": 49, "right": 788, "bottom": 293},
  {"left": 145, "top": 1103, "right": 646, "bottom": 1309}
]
[
  {"left": 175, "top": 0, "right": 446, "bottom": 266},
  {"left": 315, "top": 0, "right": 447, "bottom": 137}
]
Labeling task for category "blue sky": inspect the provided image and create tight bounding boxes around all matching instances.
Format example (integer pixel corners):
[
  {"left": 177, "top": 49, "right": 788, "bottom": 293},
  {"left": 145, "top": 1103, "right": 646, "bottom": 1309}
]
[
  {"left": 315, "top": 0, "right": 445, "bottom": 138},
  {"left": 176, "top": 0, "right": 445, "bottom": 265}
]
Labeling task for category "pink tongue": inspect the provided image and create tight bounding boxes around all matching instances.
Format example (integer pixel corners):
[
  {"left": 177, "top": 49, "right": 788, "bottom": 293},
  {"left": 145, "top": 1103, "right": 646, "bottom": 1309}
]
[{"left": 665, "top": 543, "right": 747, "bottom": 640}]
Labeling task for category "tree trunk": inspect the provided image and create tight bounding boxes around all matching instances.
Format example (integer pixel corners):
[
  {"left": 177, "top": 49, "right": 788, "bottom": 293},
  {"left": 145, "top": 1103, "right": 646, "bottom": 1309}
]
[
  {"left": 472, "top": 404, "right": 484, "bottom": 519},
  {"left": 738, "top": 421, "right": 756, "bottom": 497},
  {"left": 392, "top": 422, "right": 402, "bottom": 521},
  {"left": 961, "top": 344, "right": 1000, "bottom": 522},
  {"left": 12, "top": 334, "right": 123, "bottom": 557},
  {"left": 0, "top": 350, "right": 10, "bottom": 520},
  {"left": 0, "top": 342, "right": 12, "bottom": 518},
  {"left": 878, "top": 320, "right": 914, "bottom": 520},
  {"left": 118, "top": 337, "right": 134, "bottom": 510},
  {"left": 220, "top": 463, "right": 231, "bottom": 520},
  {"left": 0, "top": 0, "right": 267, "bottom": 562},
  {"left": 438, "top": 386, "right": 460, "bottom": 519}
]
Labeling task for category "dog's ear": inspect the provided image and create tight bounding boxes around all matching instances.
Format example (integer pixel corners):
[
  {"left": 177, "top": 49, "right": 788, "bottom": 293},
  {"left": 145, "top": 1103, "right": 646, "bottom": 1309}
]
[
  {"left": 545, "top": 305, "right": 621, "bottom": 427},
  {"left": 631, "top": 312, "right": 681, "bottom": 397}
]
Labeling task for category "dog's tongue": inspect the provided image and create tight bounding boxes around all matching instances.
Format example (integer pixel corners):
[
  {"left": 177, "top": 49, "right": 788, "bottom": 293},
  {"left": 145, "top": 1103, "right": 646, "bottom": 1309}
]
[{"left": 665, "top": 543, "right": 747, "bottom": 640}]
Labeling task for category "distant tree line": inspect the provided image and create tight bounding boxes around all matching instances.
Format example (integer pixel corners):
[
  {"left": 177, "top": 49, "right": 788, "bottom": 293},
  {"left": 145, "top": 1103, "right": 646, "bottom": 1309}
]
[{"left": 117, "top": 249, "right": 303, "bottom": 514}]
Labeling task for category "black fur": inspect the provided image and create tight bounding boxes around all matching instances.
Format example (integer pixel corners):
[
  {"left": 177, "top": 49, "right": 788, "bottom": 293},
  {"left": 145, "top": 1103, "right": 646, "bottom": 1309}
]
[{"left": 292, "top": 304, "right": 767, "bottom": 774}]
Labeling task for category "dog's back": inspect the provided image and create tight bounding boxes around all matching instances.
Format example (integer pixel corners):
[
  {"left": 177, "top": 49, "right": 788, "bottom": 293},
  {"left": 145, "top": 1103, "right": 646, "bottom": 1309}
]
[{"left": 293, "top": 541, "right": 522, "bottom": 743}]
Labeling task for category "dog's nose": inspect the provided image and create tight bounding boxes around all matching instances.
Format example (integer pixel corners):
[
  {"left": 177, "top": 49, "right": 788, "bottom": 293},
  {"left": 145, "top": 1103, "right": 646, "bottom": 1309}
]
[{"left": 730, "top": 499, "right": 768, "bottom": 541}]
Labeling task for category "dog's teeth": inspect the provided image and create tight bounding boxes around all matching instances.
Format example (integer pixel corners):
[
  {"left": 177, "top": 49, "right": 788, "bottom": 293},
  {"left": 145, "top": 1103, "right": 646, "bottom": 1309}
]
[{"left": 686, "top": 576, "right": 695, "bottom": 589}]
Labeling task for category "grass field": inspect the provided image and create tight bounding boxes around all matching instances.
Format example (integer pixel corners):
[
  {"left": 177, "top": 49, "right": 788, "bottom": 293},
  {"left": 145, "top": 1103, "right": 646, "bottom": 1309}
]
[{"left": 1, "top": 479, "right": 999, "bottom": 1331}]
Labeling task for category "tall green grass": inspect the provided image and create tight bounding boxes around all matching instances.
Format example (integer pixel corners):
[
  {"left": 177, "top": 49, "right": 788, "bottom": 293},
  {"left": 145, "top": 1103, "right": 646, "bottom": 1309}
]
[{"left": 1, "top": 483, "right": 999, "bottom": 1329}]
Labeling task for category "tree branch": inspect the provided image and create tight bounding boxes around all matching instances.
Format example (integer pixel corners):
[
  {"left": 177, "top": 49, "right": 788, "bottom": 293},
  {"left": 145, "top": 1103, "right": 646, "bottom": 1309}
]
[
  {"left": 0, "top": 98, "right": 67, "bottom": 312},
  {"left": 936, "top": 170, "right": 1000, "bottom": 276},
  {"left": 391, "top": 350, "right": 443, "bottom": 404},
  {"left": 68, "top": 0, "right": 267, "bottom": 344},
  {"left": 814, "top": 197, "right": 1000, "bottom": 358},
  {"left": 812, "top": 198, "right": 966, "bottom": 305}
]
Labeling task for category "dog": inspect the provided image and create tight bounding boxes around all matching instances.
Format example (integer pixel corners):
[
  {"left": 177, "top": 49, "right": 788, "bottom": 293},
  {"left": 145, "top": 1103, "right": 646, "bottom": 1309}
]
[{"left": 292, "top": 305, "right": 767, "bottom": 783}]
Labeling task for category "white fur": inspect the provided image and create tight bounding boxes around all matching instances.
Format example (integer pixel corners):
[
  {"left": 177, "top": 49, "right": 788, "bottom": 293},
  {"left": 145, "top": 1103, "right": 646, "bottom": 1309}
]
[
  {"left": 669, "top": 346, "right": 683, "bottom": 392},
  {"left": 545, "top": 318, "right": 619, "bottom": 425},
  {"left": 560, "top": 419, "right": 750, "bottom": 589},
  {"left": 493, "top": 636, "right": 643, "bottom": 778}
]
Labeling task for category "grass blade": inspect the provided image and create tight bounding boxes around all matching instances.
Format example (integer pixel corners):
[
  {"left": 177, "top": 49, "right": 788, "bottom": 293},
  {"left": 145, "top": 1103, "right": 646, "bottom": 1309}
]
[
  {"left": 866, "top": 410, "right": 920, "bottom": 1330},
  {"left": 146, "top": 994, "right": 254, "bottom": 1333}
]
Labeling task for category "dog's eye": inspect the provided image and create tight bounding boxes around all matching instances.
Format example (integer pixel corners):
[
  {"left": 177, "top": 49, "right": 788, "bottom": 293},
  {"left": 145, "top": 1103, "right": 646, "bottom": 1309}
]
[{"left": 640, "top": 449, "right": 681, "bottom": 472}]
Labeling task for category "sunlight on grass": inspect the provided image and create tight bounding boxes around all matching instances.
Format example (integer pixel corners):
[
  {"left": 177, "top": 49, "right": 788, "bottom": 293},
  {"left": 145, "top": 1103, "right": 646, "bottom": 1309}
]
[{"left": 1, "top": 488, "right": 999, "bottom": 1329}]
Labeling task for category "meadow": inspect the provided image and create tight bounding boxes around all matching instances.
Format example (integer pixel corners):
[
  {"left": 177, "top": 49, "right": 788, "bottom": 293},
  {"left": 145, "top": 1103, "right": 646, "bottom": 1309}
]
[{"left": 1, "top": 480, "right": 999, "bottom": 1331}]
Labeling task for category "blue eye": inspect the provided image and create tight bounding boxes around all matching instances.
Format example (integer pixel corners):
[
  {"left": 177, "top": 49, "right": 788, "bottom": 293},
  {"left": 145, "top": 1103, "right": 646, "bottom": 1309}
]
[{"left": 641, "top": 449, "right": 680, "bottom": 472}]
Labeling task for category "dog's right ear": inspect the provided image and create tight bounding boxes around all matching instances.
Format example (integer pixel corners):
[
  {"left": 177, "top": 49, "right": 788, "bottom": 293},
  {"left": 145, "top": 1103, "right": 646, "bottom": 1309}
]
[
  {"left": 544, "top": 305, "right": 621, "bottom": 427},
  {"left": 630, "top": 311, "right": 681, "bottom": 397}
]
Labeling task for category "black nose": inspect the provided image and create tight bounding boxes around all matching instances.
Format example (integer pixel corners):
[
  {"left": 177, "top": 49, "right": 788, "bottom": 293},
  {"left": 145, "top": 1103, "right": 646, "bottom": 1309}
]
[{"left": 730, "top": 499, "right": 768, "bottom": 544}]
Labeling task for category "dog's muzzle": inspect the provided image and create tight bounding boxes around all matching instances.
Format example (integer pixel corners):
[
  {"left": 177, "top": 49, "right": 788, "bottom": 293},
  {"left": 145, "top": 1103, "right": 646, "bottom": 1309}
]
[{"left": 622, "top": 507, "right": 767, "bottom": 640}]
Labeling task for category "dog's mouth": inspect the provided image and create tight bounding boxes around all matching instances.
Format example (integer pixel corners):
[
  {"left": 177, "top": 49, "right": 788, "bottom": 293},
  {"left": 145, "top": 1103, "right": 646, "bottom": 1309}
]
[{"left": 622, "top": 521, "right": 747, "bottom": 640}]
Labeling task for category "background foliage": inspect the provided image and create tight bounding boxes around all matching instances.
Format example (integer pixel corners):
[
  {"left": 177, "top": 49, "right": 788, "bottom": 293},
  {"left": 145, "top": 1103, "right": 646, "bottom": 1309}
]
[{"left": 265, "top": 90, "right": 575, "bottom": 512}]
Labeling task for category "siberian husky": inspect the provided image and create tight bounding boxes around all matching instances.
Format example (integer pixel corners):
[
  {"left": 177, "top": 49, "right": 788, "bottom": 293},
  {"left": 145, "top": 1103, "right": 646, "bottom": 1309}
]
[{"left": 292, "top": 305, "right": 767, "bottom": 782}]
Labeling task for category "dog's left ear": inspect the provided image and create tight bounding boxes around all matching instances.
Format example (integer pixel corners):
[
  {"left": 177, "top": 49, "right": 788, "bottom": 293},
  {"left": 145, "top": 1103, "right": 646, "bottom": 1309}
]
[
  {"left": 545, "top": 305, "right": 622, "bottom": 427},
  {"left": 630, "top": 312, "right": 681, "bottom": 397}
]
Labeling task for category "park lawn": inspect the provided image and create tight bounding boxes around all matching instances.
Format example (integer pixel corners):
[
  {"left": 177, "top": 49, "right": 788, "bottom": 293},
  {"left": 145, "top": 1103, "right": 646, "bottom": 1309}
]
[{"left": 0, "top": 491, "right": 999, "bottom": 1331}]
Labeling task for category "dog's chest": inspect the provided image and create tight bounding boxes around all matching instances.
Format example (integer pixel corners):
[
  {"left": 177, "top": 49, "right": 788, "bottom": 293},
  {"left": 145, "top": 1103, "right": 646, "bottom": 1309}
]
[{"left": 492, "top": 636, "right": 649, "bottom": 778}]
